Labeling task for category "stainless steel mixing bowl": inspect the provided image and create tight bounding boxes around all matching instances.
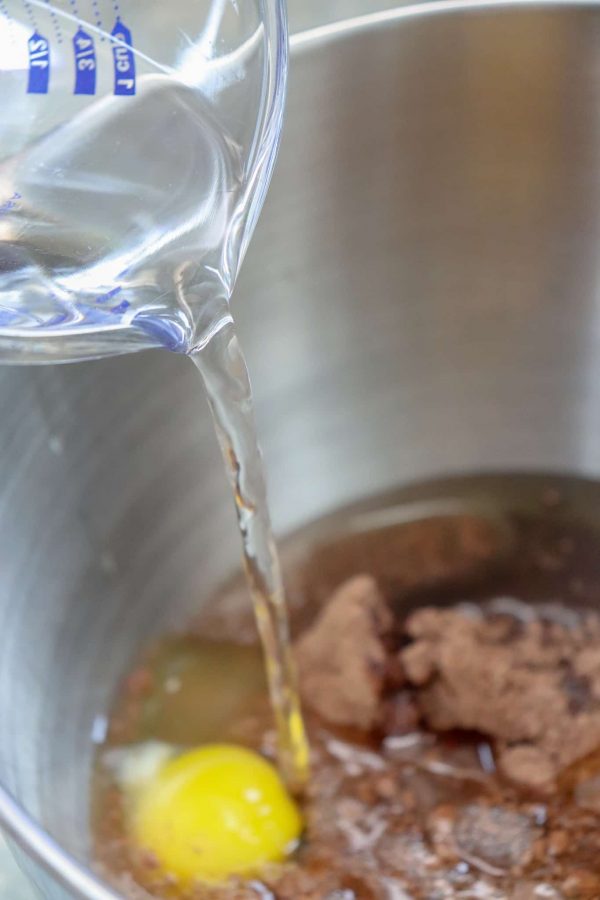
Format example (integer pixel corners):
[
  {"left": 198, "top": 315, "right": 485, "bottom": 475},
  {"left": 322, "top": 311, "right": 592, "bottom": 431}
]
[{"left": 3, "top": 1, "right": 600, "bottom": 896}]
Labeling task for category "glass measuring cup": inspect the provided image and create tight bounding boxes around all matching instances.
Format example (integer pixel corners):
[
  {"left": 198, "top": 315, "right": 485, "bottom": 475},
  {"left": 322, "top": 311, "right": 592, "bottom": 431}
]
[{"left": 0, "top": 0, "right": 287, "bottom": 362}]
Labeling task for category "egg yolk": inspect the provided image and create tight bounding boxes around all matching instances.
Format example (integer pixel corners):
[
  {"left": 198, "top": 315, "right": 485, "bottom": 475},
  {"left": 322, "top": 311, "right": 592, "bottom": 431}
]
[{"left": 132, "top": 744, "right": 303, "bottom": 884}]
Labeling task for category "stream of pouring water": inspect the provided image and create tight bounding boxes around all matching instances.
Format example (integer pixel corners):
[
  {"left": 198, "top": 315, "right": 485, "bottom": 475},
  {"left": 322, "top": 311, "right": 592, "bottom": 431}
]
[
  {"left": 191, "top": 324, "right": 310, "bottom": 793},
  {"left": 0, "top": 28, "right": 308, "bottom": 788}
]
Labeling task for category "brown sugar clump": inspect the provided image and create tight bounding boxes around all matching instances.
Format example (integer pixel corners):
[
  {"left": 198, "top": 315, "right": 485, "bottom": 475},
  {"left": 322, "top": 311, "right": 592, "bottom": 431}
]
[
  {"left": 295, "top": 575, "right": 392, "bottom": 730},
  {"left": 400, "top": 604, "right": 600, "bottom": 789}
]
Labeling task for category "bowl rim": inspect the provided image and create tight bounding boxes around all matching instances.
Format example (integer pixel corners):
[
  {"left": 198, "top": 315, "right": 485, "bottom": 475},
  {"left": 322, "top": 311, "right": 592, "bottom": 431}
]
[{"left": 290, "top": 0, "right": 600, "bottom": 53}]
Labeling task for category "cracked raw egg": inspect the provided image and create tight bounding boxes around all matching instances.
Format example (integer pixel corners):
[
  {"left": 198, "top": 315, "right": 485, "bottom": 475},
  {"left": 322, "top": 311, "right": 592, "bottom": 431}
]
[{"left": 121, "top": 742, "right": 302, "bottom": 885}]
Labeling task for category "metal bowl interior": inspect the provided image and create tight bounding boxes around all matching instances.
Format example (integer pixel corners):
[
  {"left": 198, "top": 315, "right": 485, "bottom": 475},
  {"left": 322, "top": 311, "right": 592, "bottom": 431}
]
[{"left": 4, "top": 1, "right": 600, "bottom": 896}]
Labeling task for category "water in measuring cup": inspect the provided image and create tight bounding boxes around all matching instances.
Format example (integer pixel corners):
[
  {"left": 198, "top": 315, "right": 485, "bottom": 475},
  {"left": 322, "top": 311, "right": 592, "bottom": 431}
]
[
  {"left": 0, "top": 0, "right": 279, "bottom": 360},
  {"left": 0, "top": 76, "right": 244, "bottom": 356}
]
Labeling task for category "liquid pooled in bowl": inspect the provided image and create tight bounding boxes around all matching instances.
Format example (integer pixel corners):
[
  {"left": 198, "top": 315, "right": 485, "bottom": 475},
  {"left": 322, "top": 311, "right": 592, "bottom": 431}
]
[{"left": 93, "top": 472, "right": 600, "bottom": 899}]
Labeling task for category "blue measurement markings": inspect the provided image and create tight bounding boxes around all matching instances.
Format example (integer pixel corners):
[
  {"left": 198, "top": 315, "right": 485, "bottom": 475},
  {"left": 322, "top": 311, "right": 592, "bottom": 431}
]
[
  {"left": 27, "top": 31, "right": 50, "bottom": 93},
  {"left": 111, "top": 17, "right": 135, "bottom": 95},
  {"left": 44, "top": 0, "right": 63, "bottom": 43},
  {"left": 73, "top": 26, "right": 96, "bottom": 93},
  {"left": 22, "top": 0, "right": 36, "bottom": 28},
  {"left": 0, "top": 192, "right": 21, "bottom": 215},
  {"left": 23, "top": 0, "right": 50, "bottom": 93},
  {"left": 90, "top": 0, "right": 104, "bottom": 39},
  {"left": 22, "top": 3, "right": 135, "bottom": 96}
]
